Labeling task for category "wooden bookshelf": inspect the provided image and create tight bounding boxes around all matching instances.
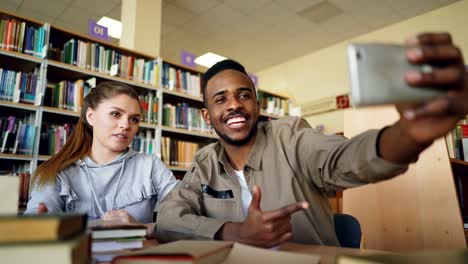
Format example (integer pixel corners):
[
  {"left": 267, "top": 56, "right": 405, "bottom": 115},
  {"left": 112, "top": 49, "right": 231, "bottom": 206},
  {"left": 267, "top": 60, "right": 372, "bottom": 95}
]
[
  {"left": 50, "top": 24, "right": 155, "bottom": 60},
  {"left": 260, "top": 110, "right": 284, "bottom": 119},
  {"left": 161, "top": 125, "right": 218, "bottom": 139},
  {"left": 0, "top": 9, "right": 293, "bottom": 179},
  {"left": 47, "top": 60, "right": 158, "bottom": 91},
  {"left": 257, "top": 88, "right": 290, "bottom": 99},
  {"left": 0, "top": 49, "right": 43, "bottom": 64},
  {"left": 451, "top": 158, "right": 468, "bottom": 166},
  {"left": 0, "top": 100, "right": 38, "bottom": 111},
  {"left": 163, "top": 60, "right": 201, "bottom": 74},
  {"left": 162, "top": 88, "right": 203, "bottom": 103},
  {"left": 37, "top": 155, "right": 52, "bottom": 161},
  {"left": 42, "top": 106, "right": 80, "bottom": 117},
  {"left": 0, "top": 153, "right": 33, "bottom": 161},
  {"left": 139, "top": 122, "right": 158, "bottom": 129}
]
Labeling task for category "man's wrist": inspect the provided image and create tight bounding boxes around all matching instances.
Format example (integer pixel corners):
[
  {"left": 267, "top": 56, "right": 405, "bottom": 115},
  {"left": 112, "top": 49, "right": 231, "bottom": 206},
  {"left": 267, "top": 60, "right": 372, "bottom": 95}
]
[
  {"left": 214, "top": 222, "right": 241, "bottom": 241},
  {"left": 379, "top": 121, "right": 431, "bottom": 164}
]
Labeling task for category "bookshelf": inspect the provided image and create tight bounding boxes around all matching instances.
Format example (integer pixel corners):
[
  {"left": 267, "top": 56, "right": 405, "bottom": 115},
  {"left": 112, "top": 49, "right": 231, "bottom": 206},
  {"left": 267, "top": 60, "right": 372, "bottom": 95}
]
[
  {"left": 445, "top": 118, "right": 468, "bottom": 243},
  {"left": 0, "top": 9, "right": 294, "bottom": 208}
]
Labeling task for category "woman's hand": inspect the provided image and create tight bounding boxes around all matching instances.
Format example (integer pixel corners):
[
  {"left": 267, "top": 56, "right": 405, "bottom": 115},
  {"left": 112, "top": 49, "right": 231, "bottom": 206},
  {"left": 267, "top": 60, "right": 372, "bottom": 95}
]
[
  {"left": 37, "top": 202, "right": 48, "bottom": 213},
  {"left": 100, "top": 209, "right": 155, "bottom": 237},
  {"left": 101, "top": 209, "right": 137, "bottom": 223}
]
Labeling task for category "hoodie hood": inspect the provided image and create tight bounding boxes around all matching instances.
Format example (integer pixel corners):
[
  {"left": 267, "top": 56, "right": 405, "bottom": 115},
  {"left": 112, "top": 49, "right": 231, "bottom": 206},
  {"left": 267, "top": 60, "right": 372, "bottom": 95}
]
[
  {"left": 75, "top": 148, "right": 139, "bottom": 168},
  {"left": 76, "top": 147, "right": 139, "bottom": 216}
]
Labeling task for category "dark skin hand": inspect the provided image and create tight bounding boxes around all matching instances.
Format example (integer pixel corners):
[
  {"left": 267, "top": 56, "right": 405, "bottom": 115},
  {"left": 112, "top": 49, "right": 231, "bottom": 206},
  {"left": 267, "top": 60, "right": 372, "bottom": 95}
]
[
  {"left": 379, "top": 32, "right": 468, "bottom": 164},
  {"left": 217, "top": 185, "right": 309, "bottom": 248}
]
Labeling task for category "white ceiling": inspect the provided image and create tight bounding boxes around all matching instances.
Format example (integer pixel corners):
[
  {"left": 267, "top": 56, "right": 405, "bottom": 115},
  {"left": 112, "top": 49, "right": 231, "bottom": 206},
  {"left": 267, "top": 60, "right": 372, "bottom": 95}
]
[{"left": 0, "top": 0, "right": 460, "bottom": 72}]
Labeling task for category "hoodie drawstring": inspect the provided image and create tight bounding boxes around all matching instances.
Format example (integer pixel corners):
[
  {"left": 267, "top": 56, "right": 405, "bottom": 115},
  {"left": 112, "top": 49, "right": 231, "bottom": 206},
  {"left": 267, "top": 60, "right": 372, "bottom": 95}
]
[{"left": 83, "top": 158, "right": 126, "bottom": 217}]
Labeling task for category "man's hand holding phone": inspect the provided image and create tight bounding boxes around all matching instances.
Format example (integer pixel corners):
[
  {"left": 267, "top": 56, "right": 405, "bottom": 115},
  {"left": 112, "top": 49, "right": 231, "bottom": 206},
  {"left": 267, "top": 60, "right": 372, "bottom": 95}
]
[
  {"left": 403, "top": 33, "right": 467, "bottom": 116},
  {"left": 378, "top": 32, "right": 467, "bottom": 164},
  {"left": 397, "top": 33, "right": 467, "bottom": 145}
]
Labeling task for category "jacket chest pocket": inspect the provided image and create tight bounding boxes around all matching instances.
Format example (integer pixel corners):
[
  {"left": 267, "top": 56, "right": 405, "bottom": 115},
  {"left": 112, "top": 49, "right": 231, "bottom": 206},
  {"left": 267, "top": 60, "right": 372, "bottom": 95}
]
[{"left": 202, "top": 197, "right": 241, "bottom": 222}]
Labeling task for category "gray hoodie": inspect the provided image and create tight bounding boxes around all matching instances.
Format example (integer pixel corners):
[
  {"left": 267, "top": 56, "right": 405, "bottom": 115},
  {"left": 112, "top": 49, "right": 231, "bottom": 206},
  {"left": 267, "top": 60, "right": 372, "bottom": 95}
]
[{"left": 25, "top": 148, "right": 178, "bottom": 223}]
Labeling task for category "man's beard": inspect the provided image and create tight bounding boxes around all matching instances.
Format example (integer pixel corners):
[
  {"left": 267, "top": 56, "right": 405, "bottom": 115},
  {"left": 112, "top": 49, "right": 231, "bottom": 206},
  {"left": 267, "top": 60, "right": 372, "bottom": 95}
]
[{"left": 213, "top": 120, "right": 258, "bottom": 146}]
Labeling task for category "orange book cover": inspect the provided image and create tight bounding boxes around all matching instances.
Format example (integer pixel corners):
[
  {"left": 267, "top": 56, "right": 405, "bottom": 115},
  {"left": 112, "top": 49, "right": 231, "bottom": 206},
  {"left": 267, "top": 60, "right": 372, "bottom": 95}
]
[
  {"left": 128, "top": 56, "right": 135, "bottom": 80},
  {"left": 5, "top": 20, "right": 13, "bottom": 51}
]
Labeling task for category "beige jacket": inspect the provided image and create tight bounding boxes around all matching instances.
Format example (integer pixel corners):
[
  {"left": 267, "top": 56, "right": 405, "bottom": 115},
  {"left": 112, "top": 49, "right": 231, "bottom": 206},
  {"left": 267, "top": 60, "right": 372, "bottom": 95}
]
[{"left": 156, "top": 117, "right": 408, "bottom": 245}]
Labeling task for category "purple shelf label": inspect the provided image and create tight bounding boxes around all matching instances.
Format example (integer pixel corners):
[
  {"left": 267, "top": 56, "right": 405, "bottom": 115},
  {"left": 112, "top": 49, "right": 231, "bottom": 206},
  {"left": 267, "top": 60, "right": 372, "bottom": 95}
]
[
  {"left": 89, "top": 20, "right": 109, "bottom": 41},
  {"left": 181, "top": 50, "right": 196, "bottom": 68}
]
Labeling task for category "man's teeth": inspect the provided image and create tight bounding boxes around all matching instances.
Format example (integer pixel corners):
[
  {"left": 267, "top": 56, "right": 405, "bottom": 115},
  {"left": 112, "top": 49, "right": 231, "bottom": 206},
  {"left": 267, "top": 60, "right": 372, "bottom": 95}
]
[
  {"left": 226, "top": 117, "right": 246, "bottom": 125},
  {"left": 115, "top": 134, "right": 127, "bottom": 139}
]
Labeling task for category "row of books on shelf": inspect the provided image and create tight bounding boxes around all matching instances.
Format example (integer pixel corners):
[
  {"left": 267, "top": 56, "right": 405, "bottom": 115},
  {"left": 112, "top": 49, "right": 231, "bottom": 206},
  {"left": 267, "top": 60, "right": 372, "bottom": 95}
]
[
  {"left": 162, "top": 103, "right": 212, "bottom": 133},
  {"left": 0, "top": 115, "right": 36, "bottom": 155},
  {"left": 43, "top": 78, "right": 160, "bottom": 125},
  {"left": 446, "top": 116, "right": 468, "bottom": 162},
  {"left": 162, "top": 62, "right": 201, "bottom": 97},
  {"left": 257, "top": 90, "right": 290, "bottom": 116},
  {"left": 38, "top": 123, "right": 75, "bottom": 156},
  {"left": 131, "top": 130, "right": 158, "bottom": 155},
  {"left": 0, "top": 67, "right": 40, "bottom": 104},
  {"left": 43, "top": 79, "right": 92, "bottom": 112},
  {"left": 161, "top": 137, "right": 200, "bottom": 168},
  {"left": 0, "top": 18, "right": 47, "bottom": 57},
  {"left": 48, "top": 39, "right": 160, "bottom": 85},
  {"left": 139, "top": 92, "right": 158, "bottom": 124}
]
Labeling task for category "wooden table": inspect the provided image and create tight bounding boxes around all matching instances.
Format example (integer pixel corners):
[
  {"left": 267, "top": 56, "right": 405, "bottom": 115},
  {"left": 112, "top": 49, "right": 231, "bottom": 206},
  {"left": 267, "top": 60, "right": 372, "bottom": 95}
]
[
  {"left": 280, "top": 243, "right": 386, "bottom": 264},
  {"left": 95, "top": 240, "right": 385, "bottom": 264}
]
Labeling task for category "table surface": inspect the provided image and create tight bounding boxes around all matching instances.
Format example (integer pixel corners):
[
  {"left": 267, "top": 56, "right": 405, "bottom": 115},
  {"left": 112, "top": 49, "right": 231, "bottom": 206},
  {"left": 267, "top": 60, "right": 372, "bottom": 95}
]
[
  {"left": 279, "top": 243, "right": 385, "bottom": 264},
  {"left": 95, "top": 240, "right": 385, "bottom": 264}
]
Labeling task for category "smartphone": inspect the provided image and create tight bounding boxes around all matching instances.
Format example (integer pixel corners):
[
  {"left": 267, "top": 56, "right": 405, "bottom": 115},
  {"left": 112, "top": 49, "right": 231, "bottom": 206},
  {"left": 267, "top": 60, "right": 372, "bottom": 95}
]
[{"left": 347, "top": 43, "right": 444, "bottom": 106}]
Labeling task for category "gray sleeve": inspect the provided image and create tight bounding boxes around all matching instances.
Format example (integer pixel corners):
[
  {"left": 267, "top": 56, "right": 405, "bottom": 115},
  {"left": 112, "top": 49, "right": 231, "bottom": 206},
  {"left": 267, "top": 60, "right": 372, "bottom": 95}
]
[
  {"left": 278, "top": 118, "right": 409, "bottom": 191},
  {"left": 151, "top": 156, "right": 178, "bottom": 203},
  {"left": 24, "top": 179, "right": 65, "bottom": 214}
]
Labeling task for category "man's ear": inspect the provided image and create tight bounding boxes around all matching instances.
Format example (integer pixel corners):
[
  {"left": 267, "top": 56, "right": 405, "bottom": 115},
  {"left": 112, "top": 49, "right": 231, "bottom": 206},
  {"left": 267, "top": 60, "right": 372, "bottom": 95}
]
[
  {"left": 86, "top": 107, "right": 95, "bottom": 127},
  {"left": 256, "top": 100, "right": 260, "bottom": 115},
  {"left": 201, "top": 108, "right": 211, "bottom": 126}
]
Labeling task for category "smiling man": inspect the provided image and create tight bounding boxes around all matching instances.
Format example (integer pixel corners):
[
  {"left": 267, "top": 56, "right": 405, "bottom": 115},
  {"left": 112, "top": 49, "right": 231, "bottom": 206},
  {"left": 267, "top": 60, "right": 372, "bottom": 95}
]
[{"left": 156, "top": 33, "right": 468, "bottom": 247}]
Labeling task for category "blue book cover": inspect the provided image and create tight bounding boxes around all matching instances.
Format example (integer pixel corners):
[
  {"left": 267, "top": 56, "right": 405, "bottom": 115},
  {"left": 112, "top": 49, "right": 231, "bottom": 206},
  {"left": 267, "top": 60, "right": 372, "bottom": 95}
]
[
  {"left": 0, "top": 69, "right": 6, "bottom": 100},
  {"left": 5, "top": 70, "right": 13, "bottom": 101},
  {"left": 27, "top": 124, "right": 36, "bottom": 155},
  {"left": 16, "top": 122, "right": 26, "bottom": 154}
]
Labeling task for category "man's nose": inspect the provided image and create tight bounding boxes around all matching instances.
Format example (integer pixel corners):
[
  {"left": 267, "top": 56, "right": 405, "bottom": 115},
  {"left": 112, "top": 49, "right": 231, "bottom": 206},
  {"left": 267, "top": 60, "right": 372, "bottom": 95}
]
[{"left": 227, "top": 97, "right": 243, "bottom": 111}]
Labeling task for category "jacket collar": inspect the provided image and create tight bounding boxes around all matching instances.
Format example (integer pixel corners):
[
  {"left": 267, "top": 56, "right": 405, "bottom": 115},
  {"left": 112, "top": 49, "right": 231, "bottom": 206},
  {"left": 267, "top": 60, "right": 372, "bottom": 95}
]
[{"left": 217, "top": 124, "right": 267, "bottom": 171}]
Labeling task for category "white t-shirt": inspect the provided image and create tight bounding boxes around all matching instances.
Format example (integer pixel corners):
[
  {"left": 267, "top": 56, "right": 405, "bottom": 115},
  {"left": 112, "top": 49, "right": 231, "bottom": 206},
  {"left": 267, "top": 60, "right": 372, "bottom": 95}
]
[{"left": 233, "top": 169, "right": 252, "bottom": 217}]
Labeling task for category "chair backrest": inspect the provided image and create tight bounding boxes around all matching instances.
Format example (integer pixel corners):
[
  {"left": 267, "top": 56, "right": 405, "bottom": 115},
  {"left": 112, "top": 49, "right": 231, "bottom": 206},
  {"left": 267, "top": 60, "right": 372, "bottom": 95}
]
[{"left": 334, "top": 213, "right": 361, "bottom": 248}]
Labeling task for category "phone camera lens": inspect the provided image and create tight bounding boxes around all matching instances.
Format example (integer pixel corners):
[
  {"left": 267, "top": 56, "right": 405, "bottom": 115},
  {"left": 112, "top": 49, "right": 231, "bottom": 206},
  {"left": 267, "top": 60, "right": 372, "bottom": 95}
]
[{"left": 356, "top": 51, "right": 361, "bottom": 60}]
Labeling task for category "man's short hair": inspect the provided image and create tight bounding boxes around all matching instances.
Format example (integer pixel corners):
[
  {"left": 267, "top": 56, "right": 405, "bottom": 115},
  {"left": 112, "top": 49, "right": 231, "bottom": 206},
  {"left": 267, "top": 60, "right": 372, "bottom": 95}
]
[{"left": 202, "top": 59, "right": 254, "bottom": 106}]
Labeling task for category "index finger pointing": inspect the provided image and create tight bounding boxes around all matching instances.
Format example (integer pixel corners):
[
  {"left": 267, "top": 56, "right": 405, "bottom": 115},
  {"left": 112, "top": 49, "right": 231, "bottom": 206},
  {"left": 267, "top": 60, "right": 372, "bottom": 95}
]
[{"left": 263, "top": 202, "right": 309, "bottom": 221}]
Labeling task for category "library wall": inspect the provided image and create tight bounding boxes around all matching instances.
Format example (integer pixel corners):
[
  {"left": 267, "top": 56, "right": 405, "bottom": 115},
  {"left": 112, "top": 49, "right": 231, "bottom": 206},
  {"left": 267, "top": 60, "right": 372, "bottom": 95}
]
[{"left": 257, "top": 0, "right": 468, "bottom": 133}]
